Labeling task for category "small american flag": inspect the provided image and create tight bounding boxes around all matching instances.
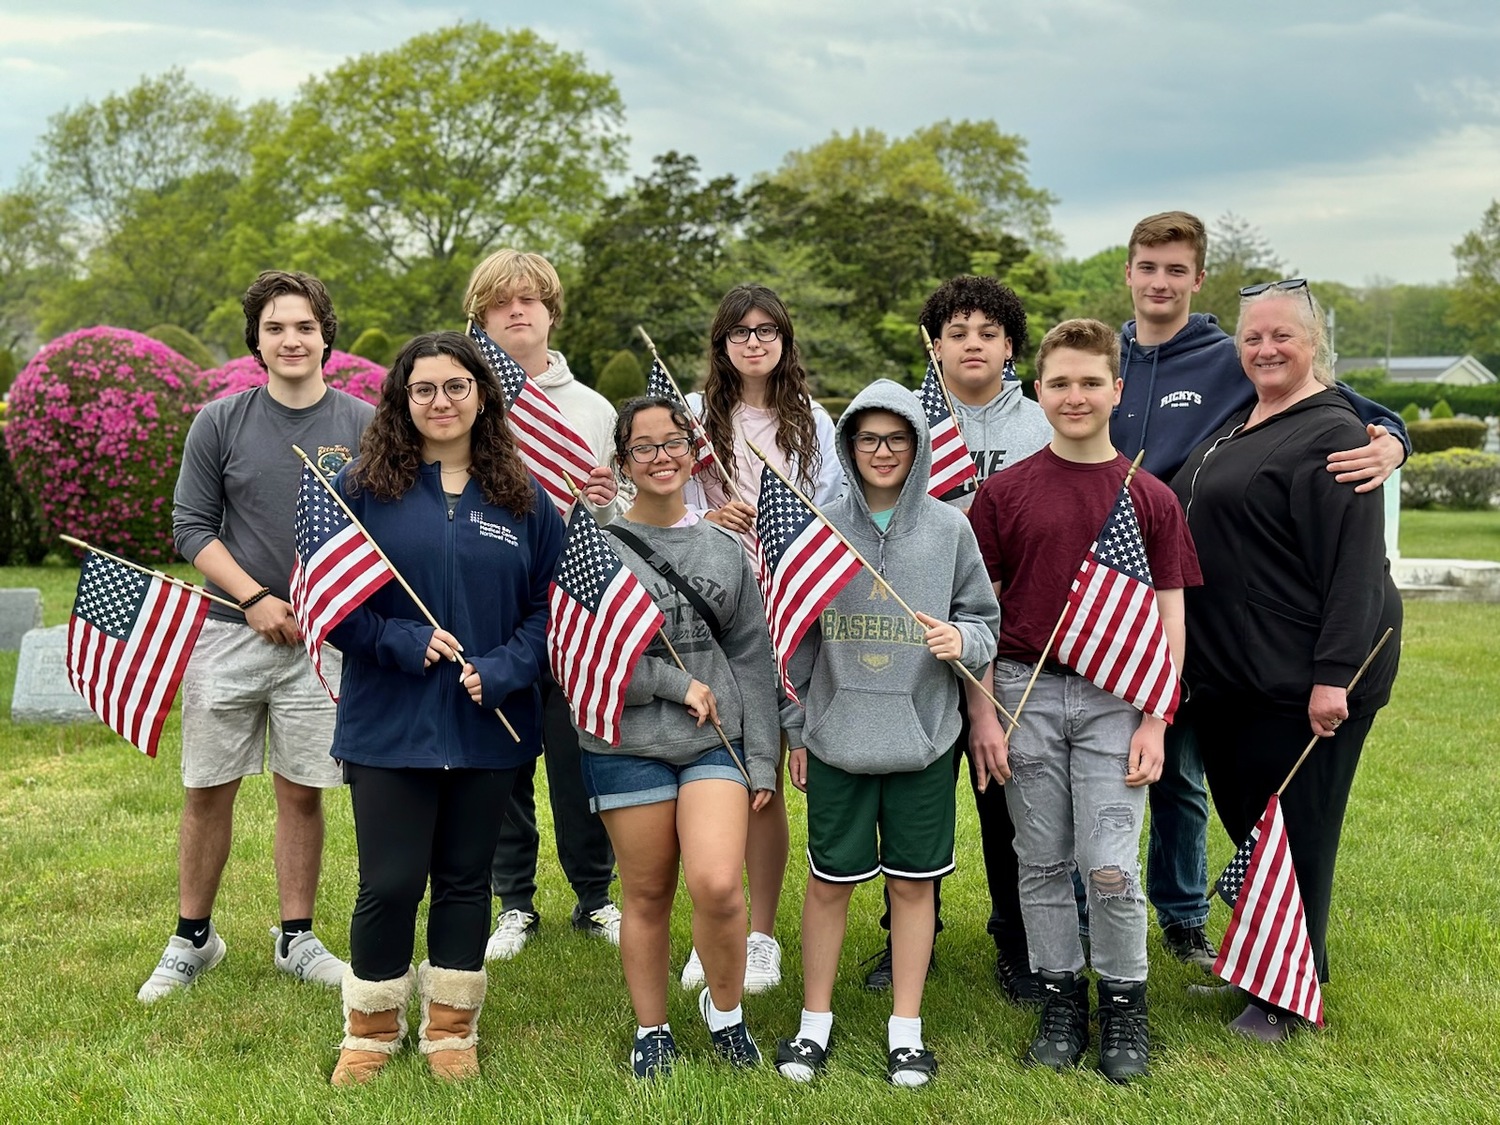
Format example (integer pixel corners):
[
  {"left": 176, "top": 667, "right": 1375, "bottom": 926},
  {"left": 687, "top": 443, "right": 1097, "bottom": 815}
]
[
  {"left": 66, "top": 552, "right": 210, "bottom": 758},
  {"left": 1054, "top": 478, "right": 1179, "bottom": 721},
  {"left": 290, "top": 464, "right": 395, "bottom": 701},
  {"left": 753, "top": 464, "right": 862, "bottom": 703},
  {"left": 918, "top": 358, "right": 978, "bottom": 502},
  {"left": 645, "top": 357, "right": 715, "bottom": 475},
  {"left": 1215, "top": 820, "right": 1261, "bottom": 906},
  {"left": 1212, "top": 796, "right": 1325, "bottom": 1026},
  {"left": 548, "top": 504, "right": 665, "bottom": 746},
  {"left": 469, "top": 322, "right": 597, "bottom": 515}
]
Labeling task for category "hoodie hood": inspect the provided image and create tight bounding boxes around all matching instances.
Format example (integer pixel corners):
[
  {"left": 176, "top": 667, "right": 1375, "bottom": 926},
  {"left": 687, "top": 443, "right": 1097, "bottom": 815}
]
[
  {"left": 833, "top": 379, "right": 931, "bottom": 536},
  {"left": 1120, "top": 312, "right": 1229, "bottom": 359},
  {"left": 531, "top": 349, "right": 575, "bottom": 391}
]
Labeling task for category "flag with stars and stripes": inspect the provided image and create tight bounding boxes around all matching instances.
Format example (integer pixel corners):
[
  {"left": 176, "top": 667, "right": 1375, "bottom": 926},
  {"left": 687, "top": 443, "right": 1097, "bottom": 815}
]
[
  {"left": 291, "top": 465, "right": 395, "bottom": 701},
  {"left": 1212, "top": 795, "right": 1325, "bottom": 1026},
  {"left": 548, "top": 504, "right": 665, "bottom": 746},
  {"left": 66, "top": 552, "right": 210, "bottom": 758},
  {"left": 468, "top": 322, "right": 597, "bottom": 515},
  {"left": 645, "top": 357, "right": 715, "bottom": 475},
  {"left": 1054, "top": 478, "right": 1180, "bottom": 720},
  {"left": 1215, "top": 819, "right": 1262, "bottom": 907},
  {"left": 752, "top": 464, "right": 862, "bottom": 704},
  {"left": 918, "top": 358, "right": 978, "bottom": 502}
]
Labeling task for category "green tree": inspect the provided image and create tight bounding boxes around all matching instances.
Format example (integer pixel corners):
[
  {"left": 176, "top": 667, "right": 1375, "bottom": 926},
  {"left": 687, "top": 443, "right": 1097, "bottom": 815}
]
[
  {"left": 1449, "top": 200, "right": 1500, "bottom": 364},
  {"left": 0, "top": 181, "right": 74, "bottom": 354},
  {"left": 282, "top": 23, "right": 627, "bottom": 337},
  {"left": 144, "top": 324, "right": 217, "bottom": 369},
  {"left": 1198, "top": 212, "right": 1287, "bottom": 331},
  {"left": 1056, "top": 245, "right": 1134, "bottom": 331}
]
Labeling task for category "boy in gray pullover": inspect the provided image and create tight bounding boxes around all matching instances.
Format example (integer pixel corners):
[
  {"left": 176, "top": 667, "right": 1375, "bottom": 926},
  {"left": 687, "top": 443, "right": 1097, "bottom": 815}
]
[{"left": 776, "top": 379, "right": 1000, "bottom": 1088}]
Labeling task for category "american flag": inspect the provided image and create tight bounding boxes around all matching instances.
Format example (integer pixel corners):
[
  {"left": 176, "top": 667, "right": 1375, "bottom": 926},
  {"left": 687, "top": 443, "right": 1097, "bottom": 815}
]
[
  {"left": 469, "top": 322, "right": 597, "bottom": 514},
  {"left": 1054, "top": 479, "right": 1180, "bottom": 721},
  {"left": 1215, "top": 820, "right": 1261, "bottom": 906},
  {"left": 290, "top": 464, "right": 395, "bottom": 701},
  {"left": 66, "top": 552, "right": 209, "bottom": 758},
  {"left": 753, "top": 464, "right": 862, "bottom": 703},
  {"left": 1212, "top": 796, "right": 1325, "bottom": 1027},
  {"left": 645, "top": 357, "right": 715, "bottom": 475},
  {"left": 548, "top": 504, "right": 665, "bottom": 746},
  {"left": 918, "top": 358, "right": 978, "bottom": 502}
]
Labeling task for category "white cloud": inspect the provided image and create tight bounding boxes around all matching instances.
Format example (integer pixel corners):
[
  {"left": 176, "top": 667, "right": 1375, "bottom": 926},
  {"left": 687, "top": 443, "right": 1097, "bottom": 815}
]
[
  {"left": 0, "top": 14, "right": 151, "bottom": 45},
  {"left": 189, "top": 48, "right": 350, "bottom": 101}
]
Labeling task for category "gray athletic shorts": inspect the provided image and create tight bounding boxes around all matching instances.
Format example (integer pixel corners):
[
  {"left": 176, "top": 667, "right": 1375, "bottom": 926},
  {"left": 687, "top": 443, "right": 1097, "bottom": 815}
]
[{"left": 179, "top": 619, "right": 342, "bottom": 789}]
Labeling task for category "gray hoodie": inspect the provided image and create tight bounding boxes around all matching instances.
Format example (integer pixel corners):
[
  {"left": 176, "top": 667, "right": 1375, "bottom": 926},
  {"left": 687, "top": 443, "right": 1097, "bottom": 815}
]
[
  {"left": 949, "top": 379, "right": 1052, "bottom": 511},
  {"left": 782, "top": 379, "right": 999, "bottom": 774}
]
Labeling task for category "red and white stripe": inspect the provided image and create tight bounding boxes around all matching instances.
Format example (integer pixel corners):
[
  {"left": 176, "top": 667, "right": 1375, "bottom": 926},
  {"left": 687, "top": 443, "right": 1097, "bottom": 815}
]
[
  {"left": 291, "top": 521, "right": 393, "bottom": 702},
  {"left": 756, "top": 522, "right": 862, "bottom": 704},
  {"left": 1055, "top": 553, "right": 1179, "bottom": 720},
  {"left": 509, "top": 381, "right": 599, "bottom": 515}
]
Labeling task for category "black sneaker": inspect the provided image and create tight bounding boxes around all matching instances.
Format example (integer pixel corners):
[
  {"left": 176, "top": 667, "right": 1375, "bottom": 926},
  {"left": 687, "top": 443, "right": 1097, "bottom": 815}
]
[
  {"left": 887, "top": 1046, "right": 938, "bottom": 1087},
  {"left": 631, "top": 1026, "right": 678, "bottom": 1079},
  {"left": 774, "top": 1036, "right": 828, "bottom": 1082},
  {"left": 699, "top": 987, "right": 761, "bottom": 1067},
  {"left": 861, "top": 943, "right": 934, "bottom": 992},
  {"left": 1162, "top": 922, "right": 1219, "bottom": 974},
  {"left": 1096, "top": 978, "right": 1150, "bottom": 1084},
  {"left": 994, "top": 945, "right": 1043, "bottom": 1007},
  {"left": 1022, "top": 970, "right": 1090, "bottom": 1070}
]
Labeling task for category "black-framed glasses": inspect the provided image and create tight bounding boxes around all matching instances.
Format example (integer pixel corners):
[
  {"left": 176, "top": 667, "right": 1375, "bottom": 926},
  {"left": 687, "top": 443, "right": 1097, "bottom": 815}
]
[
  {"left": 1240, "top": 278, "right": 1308, "bottom": 299},
  {"left": 406, "top": 377, "right": 475, "bottom": 405},
  {"left": 626, "top": 437, "right": 691, "bottom": 463},
  {"left": 726, "top": 324, "right": 781, "bottom": 345},
  {"left": 852, "top": 431, "right": 914, "bottom": 454}
]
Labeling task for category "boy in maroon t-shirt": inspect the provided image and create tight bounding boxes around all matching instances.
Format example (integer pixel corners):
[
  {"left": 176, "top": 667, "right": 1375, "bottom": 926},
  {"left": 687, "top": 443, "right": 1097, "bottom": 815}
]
[{"left": 966, "top": 319, "right": 1200, "bottom": 1084}]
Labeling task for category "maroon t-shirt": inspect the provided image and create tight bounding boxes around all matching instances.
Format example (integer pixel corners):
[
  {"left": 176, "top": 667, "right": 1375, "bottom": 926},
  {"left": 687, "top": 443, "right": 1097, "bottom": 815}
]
[{"left": 968, "top": 447, "right": 1202, "bottom": 663}]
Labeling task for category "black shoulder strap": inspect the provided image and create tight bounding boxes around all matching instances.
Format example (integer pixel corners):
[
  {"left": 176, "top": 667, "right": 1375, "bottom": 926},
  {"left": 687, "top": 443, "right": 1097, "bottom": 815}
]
[{"left": 605, "top": 525, "right": 724, "bottom": 642}]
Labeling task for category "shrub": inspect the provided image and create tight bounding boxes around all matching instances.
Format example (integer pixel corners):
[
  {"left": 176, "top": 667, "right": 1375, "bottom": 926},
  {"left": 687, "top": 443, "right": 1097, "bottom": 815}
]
[
  {"left": 1406, "top": 418, "right": 1488, "bottom": 454},
  {"left": 1400, "top": 402, "right": 1422, "bottom": 423},
  {"left": 1401, "top": 450, "right": 1500, "bottom": 510},
  {"left": 349, "top": 327, "right": 395, "bottom": 368},
  {"left": 197, "top": 350, "right": 385, "bottom": 406},
  {"left": 0, "top": 347, "right": 18, "bottom": 396},
  {"left": 0, "top": 402, "right": 50, "bottom": 564},
  {"left": 1431, "top": 398, "right": 1455, "bottom": 420},
  {"left": 1354, "top": 378, "right": 1500, "bottom": 419},
  {"left": 817, "top": 397, "right": 853, "bottom": 422},
  {"left": 595, "top": 349, "right": 645, "bottom": 408},
  {"left": 145, "top": 324, "right": 217, "bottom": 370},
  {"left": 4, "top": 327, "right": 200, "bottom": 562}
]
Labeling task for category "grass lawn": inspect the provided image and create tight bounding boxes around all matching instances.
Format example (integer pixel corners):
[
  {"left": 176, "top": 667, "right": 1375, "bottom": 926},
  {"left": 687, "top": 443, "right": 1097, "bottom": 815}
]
[
  {"left": 1, "top": 566, "right": 1498, "bottom": 1123},
  {"left": 1398, "top": 508, "right": 1500, "bottom": 561}
]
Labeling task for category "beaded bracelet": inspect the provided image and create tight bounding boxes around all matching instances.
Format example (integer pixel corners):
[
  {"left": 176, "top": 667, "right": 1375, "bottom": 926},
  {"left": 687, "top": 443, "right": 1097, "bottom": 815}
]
[{"left": 238, "top": 587, "right": 273, "bottom": 611}]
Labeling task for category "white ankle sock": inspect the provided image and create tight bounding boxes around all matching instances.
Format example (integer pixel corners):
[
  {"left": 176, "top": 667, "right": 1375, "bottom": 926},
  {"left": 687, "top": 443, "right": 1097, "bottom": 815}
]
[
  {"left": 704, "top": 999, "right": 743, "bottom": 1032},
  {"left": 796, "top": 1008, "right": 833, "bottom": 1050},
  {"left": 636, "top": 1022, "right": 671, "bottom": 1039},
  {"left": 888, "top": 1014, "right": 923, "bottom": 1053}
]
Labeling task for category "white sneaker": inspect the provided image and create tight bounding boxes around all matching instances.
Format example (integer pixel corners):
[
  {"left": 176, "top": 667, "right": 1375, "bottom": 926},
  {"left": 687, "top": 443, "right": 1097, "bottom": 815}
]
[
  {"left": 679, "top": 946, "right": 706, "bottom": 990},
  {"left": 271, "top": 926, "right": 345, "bottom": 986},
  {"left": 745, "top": 934, "right": 782, "bottom": 993},
  {"left": 485, "top": 908, "right": 539, "bottom": 962},
  {"left": 573, "top": 902, "right": 622, "bottom": 945},
  {"left": 137, "top": 925, "right": 227, "bottom": 1004}
]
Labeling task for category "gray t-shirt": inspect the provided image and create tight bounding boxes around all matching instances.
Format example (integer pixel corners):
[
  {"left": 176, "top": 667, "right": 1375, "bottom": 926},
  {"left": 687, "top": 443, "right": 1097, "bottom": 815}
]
[{"left": 173, "top": 385, "right": 374, "bottom": 622}]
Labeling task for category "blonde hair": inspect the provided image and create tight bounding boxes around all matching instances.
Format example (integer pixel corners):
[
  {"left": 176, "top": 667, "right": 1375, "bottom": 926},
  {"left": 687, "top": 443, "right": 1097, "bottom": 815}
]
[
  {"left": 1035, "top": 318, "right": 1121, "bottom": 381},
  {"left": 1237, "top": 288, "right": 1334, "bottom": 388},
  {"left": 462, "top": 249, "right": 564, "bottom": 326}
]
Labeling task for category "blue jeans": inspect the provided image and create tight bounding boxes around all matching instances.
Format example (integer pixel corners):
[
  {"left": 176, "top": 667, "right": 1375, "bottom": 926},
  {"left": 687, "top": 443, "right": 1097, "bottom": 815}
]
[{"left": 1146, "top": 718, "right": 1210, "bottom": 930}]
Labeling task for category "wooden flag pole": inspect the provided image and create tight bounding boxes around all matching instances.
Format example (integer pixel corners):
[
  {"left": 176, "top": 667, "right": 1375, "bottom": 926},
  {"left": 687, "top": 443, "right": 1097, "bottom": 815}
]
[
  {"left": 1002, "top": 451, "right": 1149, "bottom": 739},
  {"left": 919, "top": 324, "right": 966, "bottom": 441},
  {"left": 292, "top": 445, "right": 520, "bottom": 743},
  {"left": 634, "top": 324, "right": 745, "bottom": 506},
  {"left": 1275, "top": 627, "right": 1394, "bottom": 798},
  {"left": 745, "top": 439, "right": 1016, "bottom": 727},
  {"left": 562, "top": 472, "right": 752, "bottom": 786},
  {"left": 59, "top": 535, "right": 240, "bottom": 611}
]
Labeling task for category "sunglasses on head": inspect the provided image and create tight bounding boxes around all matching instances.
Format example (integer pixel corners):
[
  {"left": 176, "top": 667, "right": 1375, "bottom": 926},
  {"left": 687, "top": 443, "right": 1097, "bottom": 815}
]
[{"left": 1240, "top": 278, "right": 1308, "bottom": 298}]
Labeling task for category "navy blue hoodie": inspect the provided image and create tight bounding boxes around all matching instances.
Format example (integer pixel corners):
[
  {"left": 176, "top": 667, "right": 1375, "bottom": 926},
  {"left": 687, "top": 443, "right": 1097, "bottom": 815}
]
[{"left": 1114, "top": 313, "right": 1409, "bottom": 483}]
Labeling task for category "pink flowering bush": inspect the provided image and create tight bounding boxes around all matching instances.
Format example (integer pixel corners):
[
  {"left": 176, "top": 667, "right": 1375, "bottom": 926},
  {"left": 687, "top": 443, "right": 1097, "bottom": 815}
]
[
  {"left": 5, "top": 328, "right": 200, "bottom": 563},
  {"left": 197, "top": 350, "right": 385, "bottom": 405}
]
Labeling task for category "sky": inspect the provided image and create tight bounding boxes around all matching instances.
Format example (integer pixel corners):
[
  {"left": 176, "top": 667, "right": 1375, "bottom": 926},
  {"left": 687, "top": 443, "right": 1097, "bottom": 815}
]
[{"left": 3, "top": 0, "right": 1498, "bottom": 285}]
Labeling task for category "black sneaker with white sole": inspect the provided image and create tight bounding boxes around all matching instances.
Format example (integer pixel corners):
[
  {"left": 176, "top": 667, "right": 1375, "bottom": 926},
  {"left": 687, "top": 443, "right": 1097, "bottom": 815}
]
[
  {"left": 699, "top": 987, "right": 761, "bottom": 1067},
  {"left": 631, "top": 1027, "right": 678, "bottom": 1079},
  {"left": 887, "top": 1046, "right": 937, "bottom": 1087}
]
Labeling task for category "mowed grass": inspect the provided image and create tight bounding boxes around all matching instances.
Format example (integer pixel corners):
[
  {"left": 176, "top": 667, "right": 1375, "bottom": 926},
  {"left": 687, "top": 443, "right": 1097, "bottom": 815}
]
[
  {"left": 1, "top": 566, "right": 1498, "bottom": 1123},
  {"left": 1399, "top": 508, "right": 1500, "bottom": 561}
]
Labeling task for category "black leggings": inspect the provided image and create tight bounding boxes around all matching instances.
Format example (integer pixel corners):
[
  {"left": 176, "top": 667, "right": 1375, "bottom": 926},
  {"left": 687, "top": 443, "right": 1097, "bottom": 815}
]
[{"left": 346, "top": 762, "right": 519, "bottom": 981}]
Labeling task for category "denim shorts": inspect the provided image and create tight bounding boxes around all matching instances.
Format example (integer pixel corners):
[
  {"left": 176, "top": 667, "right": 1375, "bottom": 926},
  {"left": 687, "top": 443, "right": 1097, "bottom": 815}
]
[{"left": 580, "top": 743, "right": 747, "bottom": 812}]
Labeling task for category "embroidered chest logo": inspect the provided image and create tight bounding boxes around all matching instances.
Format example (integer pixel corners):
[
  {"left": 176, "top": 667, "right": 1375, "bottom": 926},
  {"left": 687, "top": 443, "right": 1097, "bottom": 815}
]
[
  {"left": 469, "top": 511, "right": 519, "bottom": 546},
  {"left": 316, "top": 445, "right": 355, "bottom": 474},
  {"left": 1158, "top": 390, "right": 1202, "bottom": 410}
]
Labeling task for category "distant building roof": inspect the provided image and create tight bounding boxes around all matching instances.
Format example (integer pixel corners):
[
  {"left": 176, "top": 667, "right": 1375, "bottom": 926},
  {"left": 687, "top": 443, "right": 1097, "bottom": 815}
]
[{"left": 1334, "top": 355, "right": 1497, "bottom": 385}]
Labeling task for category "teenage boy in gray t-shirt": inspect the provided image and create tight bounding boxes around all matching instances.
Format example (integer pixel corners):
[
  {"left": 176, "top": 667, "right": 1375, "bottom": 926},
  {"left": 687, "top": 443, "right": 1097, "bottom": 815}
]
[{"left": 137, "top": 271, "right": 374, "bottom": 1003}]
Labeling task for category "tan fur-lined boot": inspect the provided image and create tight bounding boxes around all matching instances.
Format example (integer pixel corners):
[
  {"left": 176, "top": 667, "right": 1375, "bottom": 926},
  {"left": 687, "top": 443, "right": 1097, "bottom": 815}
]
[
  {"left": 417, "top": 960, "right": 487, "bottom": 1081},
  {"left": 330, "top": 965, "right": 415, "bottom": 1087}
]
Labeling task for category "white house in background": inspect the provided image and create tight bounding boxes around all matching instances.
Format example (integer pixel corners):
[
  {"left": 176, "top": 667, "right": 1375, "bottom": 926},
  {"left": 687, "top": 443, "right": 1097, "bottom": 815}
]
[{"left": 1334, "top": 355, "right": 1498, "bottom": 384}]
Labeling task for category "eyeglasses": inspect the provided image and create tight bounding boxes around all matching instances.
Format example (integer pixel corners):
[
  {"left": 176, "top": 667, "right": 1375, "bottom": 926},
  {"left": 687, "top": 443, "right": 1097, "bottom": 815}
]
[
  {"left": 626, "top": 437, "right": 692, "bottom": 463},
  {"left": 852, "top": 431, "right": 914, "bottom": 454},
  {"left": 406, "top": 377, "right": 476, "bottom": 405},
  {"left": 1240, "top": 278, "right": 1309, "bottom": 299},
  {"left": 725, "top": 324, "right": 781, "bottom": 345}
]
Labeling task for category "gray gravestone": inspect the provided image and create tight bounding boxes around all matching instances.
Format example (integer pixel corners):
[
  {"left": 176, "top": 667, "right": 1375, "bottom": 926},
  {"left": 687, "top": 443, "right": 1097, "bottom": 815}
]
[
  {"left": 10, "top": 625, "right": 100, "bottom": 725},
  {"left": 0, "top": 588, "right": 43, "bottom": 651}
]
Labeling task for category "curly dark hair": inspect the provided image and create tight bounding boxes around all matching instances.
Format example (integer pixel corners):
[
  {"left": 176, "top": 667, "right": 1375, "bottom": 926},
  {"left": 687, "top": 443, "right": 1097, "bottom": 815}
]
[
  {"left": 242, "top": 270, "right": 337, "bottom": 370},
  {"left": 701, "top": 284, "right": 821, "bottom": 491},
  {"left": 347, "top": 331, "right": 535, "bottom": 516},
  {"left": 918, "top": 275, "right": 1029, "bottom": 357},
  {"left": 614, "top": 395, "right": 694, "bottom": 470}
]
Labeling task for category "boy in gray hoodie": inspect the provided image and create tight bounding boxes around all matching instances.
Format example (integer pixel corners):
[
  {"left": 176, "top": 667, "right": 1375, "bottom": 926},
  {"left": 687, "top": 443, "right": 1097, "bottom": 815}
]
[{"left": 776, "top": 380, "right": 1000, "bottom": 1088}]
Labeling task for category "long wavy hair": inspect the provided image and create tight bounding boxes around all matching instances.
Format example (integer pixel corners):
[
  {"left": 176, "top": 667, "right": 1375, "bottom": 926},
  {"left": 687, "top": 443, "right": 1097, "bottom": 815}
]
[
  {"left": 701, "top": 284, "right": 821, "bottom": 490},
  {"left": 348, "top": 331, "right": 535, "bottom": 515}
]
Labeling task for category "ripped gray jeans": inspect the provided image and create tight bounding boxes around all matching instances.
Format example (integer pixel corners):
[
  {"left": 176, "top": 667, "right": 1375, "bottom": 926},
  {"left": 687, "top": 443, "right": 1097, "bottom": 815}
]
[{"left": 995, "top": 658, "right": 1148, "bottom": 982}]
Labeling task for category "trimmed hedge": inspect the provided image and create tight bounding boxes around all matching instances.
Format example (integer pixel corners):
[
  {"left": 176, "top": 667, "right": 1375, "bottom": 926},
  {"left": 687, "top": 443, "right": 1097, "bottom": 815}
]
[
  {"left": 1406, "top": 419, "right": 1488, "bottom": 455},
  {"left": 1401, "top": 450, "right": 1500, "bottom": 510},
  {"left": 595, "top": 349, "right": 645, "bottom": 408},
  {"left": 0, "top": 402, "right": 49, "bottom": 564},
  {"left": 349, "top": 327, "right": 395, "bottom": 368},
  {"left": 145, "top": 324, "right": 217, "bottom": 370},
  {"left": 1341, "top": 373, "right": 1500, "bottom": 418}
]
